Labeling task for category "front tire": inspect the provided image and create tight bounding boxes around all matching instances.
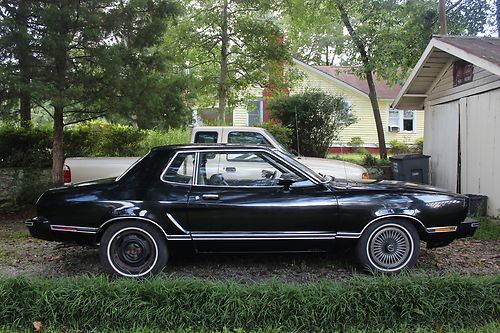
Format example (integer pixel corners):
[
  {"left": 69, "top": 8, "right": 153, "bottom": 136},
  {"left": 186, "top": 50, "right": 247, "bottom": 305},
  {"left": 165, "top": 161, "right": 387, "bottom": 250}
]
[
  {"left": 356, "top": 220, "right": 419, "bottom": 273},
  {"left": 99, "top": 221, "right": 168, "bottom": 277}
]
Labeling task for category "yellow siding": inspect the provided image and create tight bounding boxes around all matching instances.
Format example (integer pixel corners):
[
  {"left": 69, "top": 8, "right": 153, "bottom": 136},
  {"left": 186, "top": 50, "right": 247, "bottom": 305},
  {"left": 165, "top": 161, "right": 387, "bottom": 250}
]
[{"left": 233, "top": 63, "right": 425, "bottom": 146}]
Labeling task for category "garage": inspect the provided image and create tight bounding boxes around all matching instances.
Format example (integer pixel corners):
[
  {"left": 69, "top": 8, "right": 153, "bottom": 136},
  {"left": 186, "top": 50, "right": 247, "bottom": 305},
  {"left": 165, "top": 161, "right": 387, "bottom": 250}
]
[{"left": 393, "top": 36, "right": 500, "bottom": 217}]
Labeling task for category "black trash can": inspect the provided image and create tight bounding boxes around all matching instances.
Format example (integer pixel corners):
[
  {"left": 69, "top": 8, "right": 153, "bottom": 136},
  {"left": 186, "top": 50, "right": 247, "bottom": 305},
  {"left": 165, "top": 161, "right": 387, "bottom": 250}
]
[
  {"left": 390, "top": 154, "right": 430, "bottom": 184},
  {"left": 466, "top": 194, "right": 488, "bottom": 217}
]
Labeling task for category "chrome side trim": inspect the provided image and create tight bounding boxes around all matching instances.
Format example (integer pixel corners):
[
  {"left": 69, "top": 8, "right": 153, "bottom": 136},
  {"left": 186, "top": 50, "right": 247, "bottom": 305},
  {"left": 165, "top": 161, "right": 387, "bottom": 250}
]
[
  {"left": 192, "top": 231, "right": 336, "bottom": 241},
  {"left": 166, "top": 213, "right": 189, "bottom": 234},
  {"left": 336, "top": 232, "right": 361, "bottom": 239},
  {"left": 98, "top": 216, "right": 191, "bottom": 241},
  {"left": 50, "top": 225, "right": 98, "bottom": 234},
  {"left": 426, "top": 226, "right": 458, "bottom": 233}
]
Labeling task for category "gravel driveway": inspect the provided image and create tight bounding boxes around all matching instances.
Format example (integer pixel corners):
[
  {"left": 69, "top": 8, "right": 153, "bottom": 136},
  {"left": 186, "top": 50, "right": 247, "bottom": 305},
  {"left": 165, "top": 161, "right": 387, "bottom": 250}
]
[{"left": 1, "top": 208, "right": 498, "bottom": 282}]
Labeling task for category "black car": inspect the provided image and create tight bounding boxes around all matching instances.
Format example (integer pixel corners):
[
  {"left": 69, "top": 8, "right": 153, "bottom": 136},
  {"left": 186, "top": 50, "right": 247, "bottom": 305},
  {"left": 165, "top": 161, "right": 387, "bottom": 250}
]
[{"left": 26, "top": 145, "right": 478, "bottom": 277}]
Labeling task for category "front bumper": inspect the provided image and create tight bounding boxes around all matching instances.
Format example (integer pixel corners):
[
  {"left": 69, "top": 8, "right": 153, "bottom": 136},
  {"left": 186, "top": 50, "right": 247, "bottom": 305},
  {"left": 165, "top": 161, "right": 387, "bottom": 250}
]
[{"left": 456, "top": 217, "right": 479, "bottom": 239}]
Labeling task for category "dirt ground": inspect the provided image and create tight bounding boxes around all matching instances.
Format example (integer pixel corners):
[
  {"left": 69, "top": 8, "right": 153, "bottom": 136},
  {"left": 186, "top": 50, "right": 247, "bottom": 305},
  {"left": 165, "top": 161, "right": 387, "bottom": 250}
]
[{"left": 0, "top": 208, "right": 498, "bottom": 282}]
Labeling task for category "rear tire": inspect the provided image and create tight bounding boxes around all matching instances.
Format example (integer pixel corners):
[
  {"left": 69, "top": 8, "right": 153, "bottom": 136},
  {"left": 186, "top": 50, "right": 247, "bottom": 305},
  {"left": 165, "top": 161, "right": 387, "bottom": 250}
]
[
  {"left": 356, "top": 219, "right": 419, "bottom": 274},
  {"left": 99, "top": 221, "right": 168, "bottom": 277}
]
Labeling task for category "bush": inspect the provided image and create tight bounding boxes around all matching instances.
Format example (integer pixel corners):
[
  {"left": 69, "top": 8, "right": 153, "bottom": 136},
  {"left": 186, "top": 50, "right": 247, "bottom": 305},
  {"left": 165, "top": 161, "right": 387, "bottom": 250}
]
[
  {"left": 0, "top": 122, "right": 190, "bottom": 167},
  {"left": 363, "top": 153, "right": 378, "bottom": 166},
  {"left": 389, "top": 139, "right": 410, "bottom": 155},
  {"left": 347, "top": 137, "right": 366, "bottom": 154},
  {"left": 258, "top": 122, "right": 293, "bottom": 150},
  {"left": 268, "top": 90, "right": 356, "bottom": 157},
  {"left": 0, "top": 275, "right": 497, "bottom": 332},
  {"left": 414, "top": 137, "right": 424, "bottom": 153},
  {"left": 0, "top": 124, "right": 52, "bottom": 168}
]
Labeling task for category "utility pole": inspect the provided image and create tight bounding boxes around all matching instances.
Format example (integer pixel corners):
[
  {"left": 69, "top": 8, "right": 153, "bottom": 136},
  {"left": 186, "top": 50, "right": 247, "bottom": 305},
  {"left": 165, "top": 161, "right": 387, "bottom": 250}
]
[{"left": 439, "top": 0, "right": 448, "bottom": 35}]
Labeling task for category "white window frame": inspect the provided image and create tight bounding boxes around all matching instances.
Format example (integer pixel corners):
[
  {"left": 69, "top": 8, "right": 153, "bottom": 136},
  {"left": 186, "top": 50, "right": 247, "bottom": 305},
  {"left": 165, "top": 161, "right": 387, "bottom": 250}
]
[
  {"left": 247, "top": 99, "right": 264, "bottom": 126},
  {"left": 388, "top": 109, "right": 416, "bottom": 133}
]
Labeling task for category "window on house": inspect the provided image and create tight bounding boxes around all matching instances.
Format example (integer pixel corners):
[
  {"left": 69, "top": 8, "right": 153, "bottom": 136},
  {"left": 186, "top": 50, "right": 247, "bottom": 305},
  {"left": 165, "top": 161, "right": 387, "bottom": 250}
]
[
  {"left": 248, "top": 99, "right": 263, "bottom": 126},
  {"left": 388, "top": 109, "right": 415, "bottom": 132},
  {"left": 388, "top": 109, "right": 400, "bottom": 131},
  {"left": 403, "top": 111, "right": 415, "bottom": 132}
]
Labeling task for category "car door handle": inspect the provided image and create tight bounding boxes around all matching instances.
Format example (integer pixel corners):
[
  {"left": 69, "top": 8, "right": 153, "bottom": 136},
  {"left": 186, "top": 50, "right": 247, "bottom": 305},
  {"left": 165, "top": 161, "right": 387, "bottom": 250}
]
[
  {"left": 202, "top": 194, "right": 219, "bottom": 200},
  {"left": 225, "top": 166, "right": 236, "bottom": 173}
]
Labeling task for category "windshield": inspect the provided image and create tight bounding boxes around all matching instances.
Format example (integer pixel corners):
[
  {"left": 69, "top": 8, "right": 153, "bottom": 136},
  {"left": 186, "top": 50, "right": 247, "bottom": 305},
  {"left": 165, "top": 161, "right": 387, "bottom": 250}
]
[{"left": 274, "top": 150, "right": 328, "bottom": 182}]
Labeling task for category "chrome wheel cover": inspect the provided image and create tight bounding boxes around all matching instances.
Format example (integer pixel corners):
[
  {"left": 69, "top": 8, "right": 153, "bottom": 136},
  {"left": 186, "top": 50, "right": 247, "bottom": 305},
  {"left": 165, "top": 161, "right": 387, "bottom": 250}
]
[{"left": 368, "top": 225, "right": 412, "bottom": 271}]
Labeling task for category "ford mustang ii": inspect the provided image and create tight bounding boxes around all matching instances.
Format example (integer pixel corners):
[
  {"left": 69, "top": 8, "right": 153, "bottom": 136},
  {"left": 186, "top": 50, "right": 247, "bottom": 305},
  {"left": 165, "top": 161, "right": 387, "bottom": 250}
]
[{"left": 26, "top": 145, "right": 478, "bottom": 277}]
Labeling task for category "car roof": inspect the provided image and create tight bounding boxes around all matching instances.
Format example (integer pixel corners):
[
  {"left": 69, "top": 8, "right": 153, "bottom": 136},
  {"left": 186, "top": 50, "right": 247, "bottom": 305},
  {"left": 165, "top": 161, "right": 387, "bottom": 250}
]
[{"left": 150, "top": 143, "right": 277, "bottom": 152}]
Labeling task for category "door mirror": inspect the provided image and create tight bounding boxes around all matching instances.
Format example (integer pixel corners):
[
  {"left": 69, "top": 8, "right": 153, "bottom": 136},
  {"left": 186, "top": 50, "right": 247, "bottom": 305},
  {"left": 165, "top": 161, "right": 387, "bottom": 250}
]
[{"left": 277, "top": 173, "right": 296, "bottom": 190}]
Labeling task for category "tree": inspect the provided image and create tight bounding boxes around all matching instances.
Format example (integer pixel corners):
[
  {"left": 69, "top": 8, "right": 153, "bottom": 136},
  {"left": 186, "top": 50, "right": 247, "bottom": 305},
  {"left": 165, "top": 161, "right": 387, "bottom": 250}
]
[
  {"left": 281, "top": 0, "right": 345, "bottom": 66},
  {"left": 268, "top": 90, "right": 356, "bottom": 158},
  {"left": 164, "top": 0, "right": 291, "bottom": 124},
  {"left": 282, "top": 0, "right": 495, "bottom": 159},
  {"left": 0, "top": 0, "right": 181, "bottom": 186},
  {"left": 0, "top": 0, "right": 37, "bottom": 127}
]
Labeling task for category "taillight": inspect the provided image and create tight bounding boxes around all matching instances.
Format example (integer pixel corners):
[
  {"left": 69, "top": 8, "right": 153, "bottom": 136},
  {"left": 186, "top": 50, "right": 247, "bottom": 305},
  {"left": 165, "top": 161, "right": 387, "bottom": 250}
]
[
  {"left": 362, "top": 172, "right": 369, "bottom": 180},
  {"left": 63, "top": 164, "right": 71, "bottom": 184}
]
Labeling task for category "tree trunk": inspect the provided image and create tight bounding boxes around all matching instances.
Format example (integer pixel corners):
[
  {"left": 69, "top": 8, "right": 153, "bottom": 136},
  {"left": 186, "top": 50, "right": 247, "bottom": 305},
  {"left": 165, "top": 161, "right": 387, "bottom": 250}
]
[
  {"left": 217, "top": 0, "right": 229, "bottom": 124},
  {"left": 52, "top": 106, "right": 64, "bottom": 186},
  {"left": 15, "top": 0, "right": 32, "bottom": 128},
  {"left": 365, "top": 70, "right": 387, "bottom": 159},
  {"left": 336, "top": 2, "right": 387, "bottom": 159},
  {"left": 438, "top": 0, "right": 448, "bottom": 35}
]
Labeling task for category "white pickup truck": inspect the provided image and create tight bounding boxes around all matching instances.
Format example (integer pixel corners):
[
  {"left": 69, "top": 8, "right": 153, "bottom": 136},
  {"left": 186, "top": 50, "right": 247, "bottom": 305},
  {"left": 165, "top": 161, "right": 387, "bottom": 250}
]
[{"left": 63, "top": 126, "right": 368, "bottom": 184}]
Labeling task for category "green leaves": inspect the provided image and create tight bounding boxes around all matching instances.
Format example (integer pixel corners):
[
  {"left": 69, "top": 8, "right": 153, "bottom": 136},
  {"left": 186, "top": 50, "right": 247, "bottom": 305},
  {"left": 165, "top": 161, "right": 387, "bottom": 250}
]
[{"left": 268, "top": 90, "right": 356, "bottom": 157}]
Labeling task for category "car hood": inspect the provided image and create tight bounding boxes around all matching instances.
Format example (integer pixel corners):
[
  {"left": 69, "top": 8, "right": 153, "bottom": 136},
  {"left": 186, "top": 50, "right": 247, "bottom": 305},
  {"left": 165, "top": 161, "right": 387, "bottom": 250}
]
[
  {"left": 294, "top": 156, "right": 367, "bottom": 179},
  {"left": 332, "top": 179, "right": 465, "bottom": 196}
]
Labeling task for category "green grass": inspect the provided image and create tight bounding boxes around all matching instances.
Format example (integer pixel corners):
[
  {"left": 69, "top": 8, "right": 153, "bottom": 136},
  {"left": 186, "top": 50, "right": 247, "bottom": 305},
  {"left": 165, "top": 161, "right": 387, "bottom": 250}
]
[
  {"left": 0, "top": 274, "right": 498, "bottom": 332},
  {"left": 327, "top": 153, "right": 392, "bottom": 166},
  {"left": 473, "top": 217, "right": 500, "bottom": 241},
  {"left": 1, "top": 322, "right": 499, "bottom": 332}
]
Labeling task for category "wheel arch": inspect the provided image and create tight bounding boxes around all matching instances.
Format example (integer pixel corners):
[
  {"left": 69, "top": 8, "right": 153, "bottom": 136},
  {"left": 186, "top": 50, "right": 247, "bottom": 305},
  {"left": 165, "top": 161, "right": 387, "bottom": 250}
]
[
  {"left": 95, "top": 216, "right": 169, "bottom": 244},
  {"left": 361, "top": 215, "right": 427, "bottom": 239}
]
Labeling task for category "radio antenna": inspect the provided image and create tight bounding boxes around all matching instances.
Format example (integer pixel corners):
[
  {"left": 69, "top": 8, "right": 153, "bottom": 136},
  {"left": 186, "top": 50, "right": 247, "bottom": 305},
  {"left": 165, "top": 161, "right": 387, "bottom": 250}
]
[{"left": 295, "top": 106, "right": 301, "bottom": 156}]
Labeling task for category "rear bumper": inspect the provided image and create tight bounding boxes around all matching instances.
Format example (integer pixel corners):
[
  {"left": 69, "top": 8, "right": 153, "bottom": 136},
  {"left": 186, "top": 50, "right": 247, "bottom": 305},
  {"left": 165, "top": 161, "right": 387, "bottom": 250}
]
[
  {"left": 25, "top": 216, "right": 96, "bottom": 244},
  {"left": 426, "top": 217, "right": 478, "bottom": 248}
]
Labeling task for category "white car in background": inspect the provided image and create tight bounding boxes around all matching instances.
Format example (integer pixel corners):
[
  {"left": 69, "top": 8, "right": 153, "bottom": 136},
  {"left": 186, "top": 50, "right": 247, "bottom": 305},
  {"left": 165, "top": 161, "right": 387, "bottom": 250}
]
[{"left": 63, "top": 126, "right": 368, "bottom": 184}]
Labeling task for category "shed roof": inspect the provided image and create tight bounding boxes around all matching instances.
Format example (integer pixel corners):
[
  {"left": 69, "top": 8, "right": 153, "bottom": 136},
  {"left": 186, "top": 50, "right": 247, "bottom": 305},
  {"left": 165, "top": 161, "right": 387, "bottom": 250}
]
[
  {"left": 393, "top": 36, "right": 500, "bottom": 110},
  {"left": 293, "top": 58, "right": 401, "bottom": 99}
]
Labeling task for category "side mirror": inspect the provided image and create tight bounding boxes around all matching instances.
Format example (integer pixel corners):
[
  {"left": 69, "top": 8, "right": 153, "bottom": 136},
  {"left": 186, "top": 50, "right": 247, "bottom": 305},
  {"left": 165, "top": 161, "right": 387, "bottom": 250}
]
[{"left": 278, "top": 173, "right": 296, "bottom": 191}]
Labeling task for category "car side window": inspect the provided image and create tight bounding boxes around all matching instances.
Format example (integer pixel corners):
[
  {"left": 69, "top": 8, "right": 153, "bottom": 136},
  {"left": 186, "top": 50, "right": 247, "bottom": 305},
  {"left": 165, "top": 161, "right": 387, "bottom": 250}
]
[
  {"left": 194, "top": 131, "right": 218, "bottom": 143},
  {"left": 227, "top": 131, "right": 272, "bottom": 146},
  {"left": 197, "top": 151, "right": 312, "bottom": 187},
  {"left": 161, "top": 153, "right": 195, "bottom": 184}
]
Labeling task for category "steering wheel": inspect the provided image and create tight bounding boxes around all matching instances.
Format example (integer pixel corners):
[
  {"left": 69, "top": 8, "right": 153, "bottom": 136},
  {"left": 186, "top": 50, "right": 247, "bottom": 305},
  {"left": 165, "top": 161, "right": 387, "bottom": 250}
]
[{"left": 270, "top": 170, "right": 277, "bottom": 180}]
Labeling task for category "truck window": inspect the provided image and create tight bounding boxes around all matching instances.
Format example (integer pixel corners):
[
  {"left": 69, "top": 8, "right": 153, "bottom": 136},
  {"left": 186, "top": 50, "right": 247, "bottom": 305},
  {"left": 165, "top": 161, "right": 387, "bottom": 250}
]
[
  {"left": 194, "top": 131, "right": 218, "bottom": 143},
  {"left": 227, "top": 131, "right": 271, "bottom": 146}
]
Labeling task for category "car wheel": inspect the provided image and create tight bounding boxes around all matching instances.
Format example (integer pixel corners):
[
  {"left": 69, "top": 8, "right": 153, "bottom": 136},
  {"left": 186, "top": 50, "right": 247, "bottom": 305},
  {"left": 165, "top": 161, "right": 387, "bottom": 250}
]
[
  {"left": 99, "top": 221, "right": 168, "bottom": 277},
  {"left": 356, "top": 220, "right": 419, "bottom": 273}
]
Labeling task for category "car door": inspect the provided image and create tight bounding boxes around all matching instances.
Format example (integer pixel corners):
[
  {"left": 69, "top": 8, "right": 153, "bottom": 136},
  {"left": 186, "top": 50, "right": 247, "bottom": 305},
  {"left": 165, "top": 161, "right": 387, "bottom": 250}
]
[{"left": 186, "top": 149, "right": 339, "bottom": 251}]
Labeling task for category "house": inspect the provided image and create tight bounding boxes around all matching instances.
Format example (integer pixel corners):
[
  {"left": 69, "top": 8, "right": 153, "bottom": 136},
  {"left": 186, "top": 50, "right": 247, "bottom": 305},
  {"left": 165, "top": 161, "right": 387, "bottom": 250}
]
[
  {"left": 232, "top": 58, "right": 424, "bottom": 152},
  {"left": 393, "top": 36, "right": 500, "bottom": 217}
]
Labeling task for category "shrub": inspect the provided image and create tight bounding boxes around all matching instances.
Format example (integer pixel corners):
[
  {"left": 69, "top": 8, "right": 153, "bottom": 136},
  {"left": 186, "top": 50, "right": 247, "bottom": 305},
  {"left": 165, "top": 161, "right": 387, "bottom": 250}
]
[
  {"left": 347, "top": 137, "right": 365, "bottom": 154},
  {"left": 258, "top": 122, "right": 293, "bottom": 150},
  {"left": 0, "top": 122, "right": 190, "bottom": 167},
  {"left": 389, "top": 139, "right": 410, "bottom": 155},
  {"left": 0, "top": 275, "right": 497, "bottom": 332},
  {"left": 414, "top": 137, "right": 424, "bottom": 153},
  {"left": 363, "top": 153, "right": 378, "bottom": 166},
  {"left": 0, "top": 124, "right": 52, "bottom": 168},
  {"left": 268, "top": 90, "right": 356, "bottom": 157}
]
